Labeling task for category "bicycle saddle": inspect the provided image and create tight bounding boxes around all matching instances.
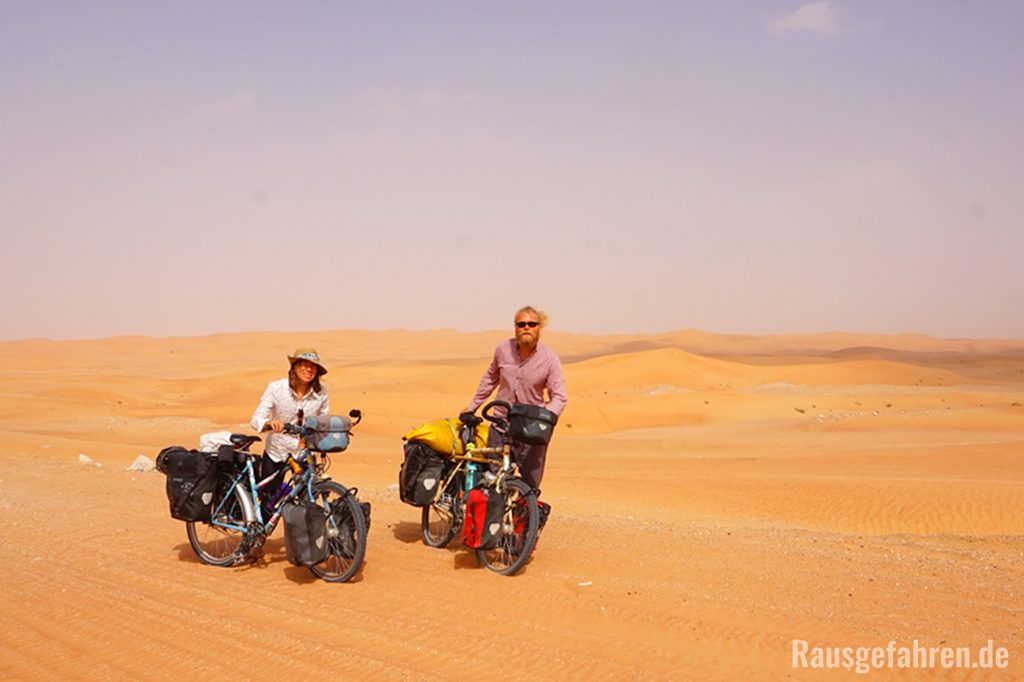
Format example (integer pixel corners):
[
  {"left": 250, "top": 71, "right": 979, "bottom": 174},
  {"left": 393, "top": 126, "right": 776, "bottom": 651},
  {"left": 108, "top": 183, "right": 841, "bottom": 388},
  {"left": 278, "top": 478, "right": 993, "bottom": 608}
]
[{"left": 230, "top": 433, "right": 262, "bottom": 449}]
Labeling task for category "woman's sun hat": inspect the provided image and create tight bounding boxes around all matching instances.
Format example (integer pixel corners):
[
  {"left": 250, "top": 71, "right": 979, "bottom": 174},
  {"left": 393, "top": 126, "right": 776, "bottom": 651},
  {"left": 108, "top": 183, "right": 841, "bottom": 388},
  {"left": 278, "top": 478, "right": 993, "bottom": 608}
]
[{"left": 288, "top": 348, "right": 328, "bottom": 376}]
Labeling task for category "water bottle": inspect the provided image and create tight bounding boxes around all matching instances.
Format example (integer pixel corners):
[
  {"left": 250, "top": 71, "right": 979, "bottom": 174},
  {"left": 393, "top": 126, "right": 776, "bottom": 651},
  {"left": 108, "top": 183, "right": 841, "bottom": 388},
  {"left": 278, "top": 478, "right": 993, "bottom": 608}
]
[{"left": 462, "top": 421, "right": 478, "bottom": 491}]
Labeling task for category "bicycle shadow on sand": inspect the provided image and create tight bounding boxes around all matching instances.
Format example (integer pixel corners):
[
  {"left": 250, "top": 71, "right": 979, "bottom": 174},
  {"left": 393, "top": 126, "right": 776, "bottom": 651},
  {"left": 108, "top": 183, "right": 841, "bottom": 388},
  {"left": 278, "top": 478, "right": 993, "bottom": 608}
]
[
  {"left": 174, "top": 539, "right": 366, "bottom": 583},
  {"left": 390, "top": 521, "right": 479, "bottom": 570},
  {"left": 391, "top": 520, "right": 426, "bottom": 544}
]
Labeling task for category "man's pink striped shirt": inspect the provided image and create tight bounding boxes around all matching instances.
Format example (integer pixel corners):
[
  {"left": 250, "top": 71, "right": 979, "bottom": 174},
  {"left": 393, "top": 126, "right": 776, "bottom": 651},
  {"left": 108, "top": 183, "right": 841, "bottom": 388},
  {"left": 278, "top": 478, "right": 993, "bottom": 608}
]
[{"left": 468, "top": 339, "right": 568, "bottom": 415}]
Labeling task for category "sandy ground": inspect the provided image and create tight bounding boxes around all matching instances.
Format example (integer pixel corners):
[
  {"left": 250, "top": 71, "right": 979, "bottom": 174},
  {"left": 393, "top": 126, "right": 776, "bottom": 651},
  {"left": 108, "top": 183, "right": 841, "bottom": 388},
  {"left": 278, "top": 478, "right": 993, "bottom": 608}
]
[{"left": 1, "top": 329, "right": 1022, "bottom": 680}]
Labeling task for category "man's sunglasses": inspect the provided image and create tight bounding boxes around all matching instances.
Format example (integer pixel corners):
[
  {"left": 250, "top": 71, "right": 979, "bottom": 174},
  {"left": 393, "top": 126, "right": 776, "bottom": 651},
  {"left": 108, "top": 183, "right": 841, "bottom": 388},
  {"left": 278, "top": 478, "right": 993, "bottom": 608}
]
[{"left": 516, "top": 321, "right": 540, "bottom": 328}]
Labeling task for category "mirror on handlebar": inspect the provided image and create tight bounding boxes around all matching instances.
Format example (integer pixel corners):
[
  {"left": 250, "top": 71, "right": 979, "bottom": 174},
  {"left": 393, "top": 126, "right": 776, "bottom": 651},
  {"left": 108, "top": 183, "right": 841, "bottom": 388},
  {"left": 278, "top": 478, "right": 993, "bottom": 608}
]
[{"left": 348, "top": 408, "right": 362, "bottom": 425}]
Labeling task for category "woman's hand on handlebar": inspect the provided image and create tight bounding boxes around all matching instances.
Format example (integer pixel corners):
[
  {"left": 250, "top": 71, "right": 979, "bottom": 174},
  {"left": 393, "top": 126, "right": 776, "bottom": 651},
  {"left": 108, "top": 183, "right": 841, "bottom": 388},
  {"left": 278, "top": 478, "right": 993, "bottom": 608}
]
[{"left": 263, "top": 420, "right": 302, "bottom": 435}]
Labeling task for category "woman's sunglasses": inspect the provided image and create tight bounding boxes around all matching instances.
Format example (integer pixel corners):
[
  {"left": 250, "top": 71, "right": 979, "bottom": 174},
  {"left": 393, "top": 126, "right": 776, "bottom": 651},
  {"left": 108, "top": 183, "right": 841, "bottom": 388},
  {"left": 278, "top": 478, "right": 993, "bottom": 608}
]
[{"left": 516, "top": 321, "right": 540, "bottom": 328}]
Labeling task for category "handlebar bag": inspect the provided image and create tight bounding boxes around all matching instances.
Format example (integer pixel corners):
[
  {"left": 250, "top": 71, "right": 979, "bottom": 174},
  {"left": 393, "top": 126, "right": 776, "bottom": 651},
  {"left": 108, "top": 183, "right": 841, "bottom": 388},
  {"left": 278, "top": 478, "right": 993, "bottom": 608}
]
[
  {"left": 398, "top": 441, "right": 449, "bottom": 507},
  {"left": 156, "top": 446, "right": 218, "bottom": 522},
  {"left": 282, "top": 499, "right": 329, "bottom": 566},
  {"left": 302, "top": 414, "right": 351, "bottom": 452},
  {"left": 507, "top": 404, "right": 558, "bottom": 446}
]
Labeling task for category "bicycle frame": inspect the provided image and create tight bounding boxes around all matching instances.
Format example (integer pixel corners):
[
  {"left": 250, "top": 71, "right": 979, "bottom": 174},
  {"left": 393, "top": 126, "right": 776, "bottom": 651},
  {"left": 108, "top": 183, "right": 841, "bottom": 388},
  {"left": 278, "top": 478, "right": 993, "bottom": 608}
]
[
  {"left": 430, "top": 428, "right": 520, "bottom": 521},
  {"left": 212, "top": 450, "right": 318, "bottom": 535}
]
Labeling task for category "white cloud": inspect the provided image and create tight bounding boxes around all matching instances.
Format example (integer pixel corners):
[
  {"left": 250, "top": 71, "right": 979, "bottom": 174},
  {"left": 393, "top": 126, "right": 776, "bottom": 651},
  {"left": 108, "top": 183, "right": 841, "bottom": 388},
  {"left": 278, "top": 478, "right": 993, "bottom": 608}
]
[{"left": 767, "top": 1, "right": 839, "bottom": 35}]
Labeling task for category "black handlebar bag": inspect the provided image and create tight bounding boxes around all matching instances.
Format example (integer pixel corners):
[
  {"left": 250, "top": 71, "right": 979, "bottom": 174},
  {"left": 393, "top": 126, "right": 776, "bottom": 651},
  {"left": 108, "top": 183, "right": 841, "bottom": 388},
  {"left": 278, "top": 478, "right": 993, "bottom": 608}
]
[{"left": 507, "top": 404, "right": 558, "bottom": 446}]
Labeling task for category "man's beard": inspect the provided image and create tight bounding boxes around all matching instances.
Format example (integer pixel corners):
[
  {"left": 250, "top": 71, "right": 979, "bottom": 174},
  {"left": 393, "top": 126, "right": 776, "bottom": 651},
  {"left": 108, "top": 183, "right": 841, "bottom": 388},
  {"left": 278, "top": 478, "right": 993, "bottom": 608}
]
[{"left": 517, "top": 333, "right": 538, "bottom": 351}]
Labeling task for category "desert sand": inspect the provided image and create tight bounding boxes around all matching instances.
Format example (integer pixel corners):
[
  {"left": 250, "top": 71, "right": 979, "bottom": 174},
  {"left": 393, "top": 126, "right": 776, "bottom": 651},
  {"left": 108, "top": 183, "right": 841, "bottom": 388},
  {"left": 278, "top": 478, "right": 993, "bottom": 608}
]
[{"left": 1, "top": 328, "right": 1022, "bottom": 680}]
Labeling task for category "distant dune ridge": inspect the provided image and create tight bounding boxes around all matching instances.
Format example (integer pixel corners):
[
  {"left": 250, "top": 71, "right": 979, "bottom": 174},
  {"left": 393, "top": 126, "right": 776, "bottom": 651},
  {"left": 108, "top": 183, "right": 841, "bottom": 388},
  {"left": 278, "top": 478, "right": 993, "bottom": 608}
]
[{"left": 0, "top": 328, "right": 1021, "bottom": 679}]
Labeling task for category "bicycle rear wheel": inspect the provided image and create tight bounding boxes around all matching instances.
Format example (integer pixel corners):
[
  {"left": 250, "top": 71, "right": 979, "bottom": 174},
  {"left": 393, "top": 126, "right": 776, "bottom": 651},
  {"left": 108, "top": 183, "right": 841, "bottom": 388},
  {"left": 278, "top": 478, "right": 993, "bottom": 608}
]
[
  {"left": 309, "top": 481, "right": 367, "bottom": 583},
  {"left": 187, "top": 473, "right": 251, "bottom": 566},
  {"left": 476, "top": 478, "right": 539, "bottom": 576}
]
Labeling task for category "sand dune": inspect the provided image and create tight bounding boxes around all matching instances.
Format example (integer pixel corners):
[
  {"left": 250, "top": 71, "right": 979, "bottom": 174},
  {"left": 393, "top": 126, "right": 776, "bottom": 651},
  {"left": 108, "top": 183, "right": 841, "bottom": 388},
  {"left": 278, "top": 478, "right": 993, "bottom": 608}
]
[{"left": 1, "top": 328, "right": 1022, "bottom": 679}]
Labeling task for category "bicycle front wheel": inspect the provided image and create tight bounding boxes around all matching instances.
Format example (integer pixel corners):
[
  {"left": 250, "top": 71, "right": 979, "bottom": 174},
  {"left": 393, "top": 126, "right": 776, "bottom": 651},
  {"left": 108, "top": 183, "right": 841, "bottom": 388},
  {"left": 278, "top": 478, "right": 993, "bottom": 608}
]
[
  {"left": 422, "top": 474, "right": 462, "bottom": 548},
  {"left": 476, "top": 478, "right": 539, "bottom": 576},
  {"left": 422, "top": 498, "right": 459, "bottom": 548},
  {"left": 309, "top": 481, "right": 367, "bottom": 583},
  {"left": 187, "top": 473, "right": 251, "bottom": 566}
]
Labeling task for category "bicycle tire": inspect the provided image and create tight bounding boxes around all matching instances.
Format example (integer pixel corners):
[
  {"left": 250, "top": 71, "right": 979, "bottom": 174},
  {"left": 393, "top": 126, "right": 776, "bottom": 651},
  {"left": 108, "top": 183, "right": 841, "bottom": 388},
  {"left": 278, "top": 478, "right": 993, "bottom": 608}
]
[
  {"left": 308, "top": 480, "right": 367, "bottom": 583},
  {"left": 422, "top": 500, "right": 458, "bottom": 548},
  {"left": 421, "top": 474, "right": 462, "bottom": 548},
  {"left": 186, "top": 472, "right": 251, "bottom": 566},
  {"left": 476, "top": 478, "right": 539, "bottom": 576}
]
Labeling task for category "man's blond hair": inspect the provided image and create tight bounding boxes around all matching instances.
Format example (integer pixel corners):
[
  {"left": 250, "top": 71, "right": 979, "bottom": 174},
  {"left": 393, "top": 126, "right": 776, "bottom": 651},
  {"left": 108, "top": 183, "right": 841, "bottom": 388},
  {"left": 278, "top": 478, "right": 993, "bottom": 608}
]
[{"left": 515, "top": 306, "right": 549, "bottom": 329}]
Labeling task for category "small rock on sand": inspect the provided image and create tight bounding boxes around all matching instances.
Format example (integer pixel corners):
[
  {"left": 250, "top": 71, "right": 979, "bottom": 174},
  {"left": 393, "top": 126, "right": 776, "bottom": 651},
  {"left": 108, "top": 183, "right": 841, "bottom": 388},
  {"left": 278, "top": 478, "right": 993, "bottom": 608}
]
[
  {"left": 128, "top": 455, "right": 155, "bottom": 472},
  {"left": 79, "top": 454, "right": 102, "bottom": 468}
]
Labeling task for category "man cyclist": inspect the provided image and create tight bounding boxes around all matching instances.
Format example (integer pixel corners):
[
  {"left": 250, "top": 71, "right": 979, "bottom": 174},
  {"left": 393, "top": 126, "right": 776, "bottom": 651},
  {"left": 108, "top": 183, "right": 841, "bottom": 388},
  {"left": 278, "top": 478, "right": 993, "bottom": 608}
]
[{"left": 465, "top": 306, "right": 568, "bottom": 492}]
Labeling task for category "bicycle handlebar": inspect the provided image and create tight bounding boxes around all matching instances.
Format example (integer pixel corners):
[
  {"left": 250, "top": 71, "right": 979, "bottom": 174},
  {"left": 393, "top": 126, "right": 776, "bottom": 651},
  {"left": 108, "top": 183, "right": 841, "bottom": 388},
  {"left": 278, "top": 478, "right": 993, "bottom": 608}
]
[
  {"left": 262, "top": 408, "right": 363, "bottom": 435},
  {"left": 480, "top": 400, "right": 511, "bottom": 428}
]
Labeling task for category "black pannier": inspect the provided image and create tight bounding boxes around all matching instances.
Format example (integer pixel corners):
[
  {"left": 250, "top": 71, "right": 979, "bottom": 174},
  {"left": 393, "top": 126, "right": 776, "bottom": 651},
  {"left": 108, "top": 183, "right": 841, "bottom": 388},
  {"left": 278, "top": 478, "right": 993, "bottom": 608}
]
[
  {"left": 156, "top": 446, "right": 219, "bottom": 522},
  {"left": 359, "top": 501, "right": 372, "bottom": 532},
  {"left": 282, "top": 499, "right": 329, "bottom": 566},
  {"left": 398, "top": 440, "right": 448, "bottom": 507},
  {"left": 507, "top": 404, "right": 558, "bottom": 446}
]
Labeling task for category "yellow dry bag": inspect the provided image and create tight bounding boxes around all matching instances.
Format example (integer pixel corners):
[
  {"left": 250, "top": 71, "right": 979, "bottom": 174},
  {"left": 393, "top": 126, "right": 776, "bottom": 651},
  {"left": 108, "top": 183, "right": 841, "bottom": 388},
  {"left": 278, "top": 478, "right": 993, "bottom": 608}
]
[{"left": 403, "top": 417, "right": 490, "bottom": 457}]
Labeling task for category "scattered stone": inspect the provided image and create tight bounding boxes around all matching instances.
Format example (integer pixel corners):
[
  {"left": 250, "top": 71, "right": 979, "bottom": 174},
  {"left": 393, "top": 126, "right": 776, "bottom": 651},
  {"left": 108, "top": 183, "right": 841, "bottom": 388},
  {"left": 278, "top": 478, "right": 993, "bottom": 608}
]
[
  {"left": 578, "top": 581, "right": 592, "bottom": 587},
  {"left": 78, "top": 454, "right": 101, "bottom": 468},
  {"left": 128, "top": 455, "right": 155, "bottom": 472},
  {"left": 386, "top": 483, "right": 399, "bottom": 492}
]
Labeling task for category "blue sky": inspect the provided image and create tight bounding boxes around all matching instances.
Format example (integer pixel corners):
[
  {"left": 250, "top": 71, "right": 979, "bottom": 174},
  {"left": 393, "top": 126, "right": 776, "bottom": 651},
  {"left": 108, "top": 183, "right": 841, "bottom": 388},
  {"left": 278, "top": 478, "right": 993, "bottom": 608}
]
[{"left": 2, "top": 1, "right": 1021, "bottom": 339}]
